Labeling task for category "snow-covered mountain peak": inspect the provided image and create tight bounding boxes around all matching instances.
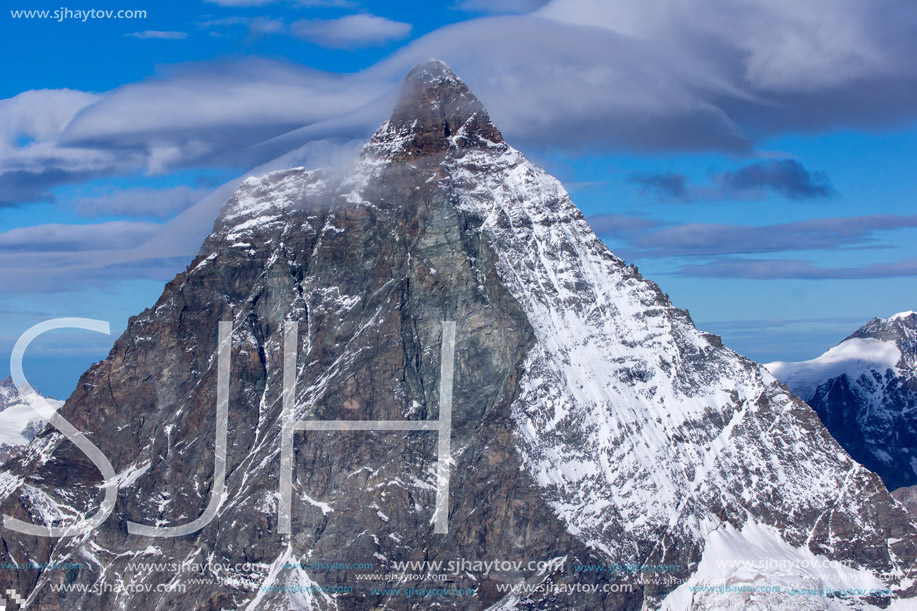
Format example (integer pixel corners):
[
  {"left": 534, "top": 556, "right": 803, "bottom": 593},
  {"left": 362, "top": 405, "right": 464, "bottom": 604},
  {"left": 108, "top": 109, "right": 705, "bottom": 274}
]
[
  {"left": 215, "top": 167, "right": 332, "bottom": 244},
  {"left": 0, "top": 377, "right": 62, "bottom": 461},
  {"left": 767, "top": 310, "right": 917, "bottom": 398},
  {"left": 766, "top": 313, "right": 917, "bottom": 491},
  {"left": 0, "top": 376, "right": 42, "bottom": 407},
  {"left": 846, "top": 310, "right": 917, "bottom": 371},
  {"left": 850, "top": 310, "right": 917, "bottom": 338},
  {"left": 0, "top": 376, "right": 15, "bottom": 402},
  {"left": 765, "top": 337, "right": 901, "bottom": 402}
]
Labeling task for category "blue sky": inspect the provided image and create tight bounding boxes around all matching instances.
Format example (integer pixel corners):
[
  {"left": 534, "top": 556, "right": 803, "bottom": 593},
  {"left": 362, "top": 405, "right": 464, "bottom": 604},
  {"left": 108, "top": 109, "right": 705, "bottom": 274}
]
[{"left": 2, "top": 0, "right": 916, "bottom": 397}]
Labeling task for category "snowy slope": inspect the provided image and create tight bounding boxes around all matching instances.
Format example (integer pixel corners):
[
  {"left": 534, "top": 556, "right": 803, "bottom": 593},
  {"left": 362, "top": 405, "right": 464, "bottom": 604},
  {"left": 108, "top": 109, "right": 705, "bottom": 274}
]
[
  {"left": 660, "top": 517, "right": 917, "bottom": 611},
  {"left": 443, "top": 143, "right": 917, "bottom": 608}
]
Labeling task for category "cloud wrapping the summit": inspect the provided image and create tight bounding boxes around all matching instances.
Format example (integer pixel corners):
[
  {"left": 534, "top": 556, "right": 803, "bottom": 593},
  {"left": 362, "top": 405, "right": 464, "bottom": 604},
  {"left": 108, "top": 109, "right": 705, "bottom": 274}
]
[
  {"left": 2, "top": 0, "right": 917, "bottom": 291},
  {"left": 5, "top": 0, "right": 917, "bottom": 208}
]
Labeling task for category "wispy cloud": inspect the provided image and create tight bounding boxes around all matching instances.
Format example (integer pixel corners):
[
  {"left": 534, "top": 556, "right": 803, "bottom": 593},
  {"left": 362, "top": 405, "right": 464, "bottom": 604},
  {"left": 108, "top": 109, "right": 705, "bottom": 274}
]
[
  {"left": 629, "top": 160, "right": 836, "bottom": 203},
  {"left": 455, "top": 0, "right": 550, "bottom": 14},
  {"left": 0, "top": 89, "right": 108, "bottom": 204},
  {"left": 291, "top": 14, "right": 412, "bottom": 48},
  {"left": 696, "top": 316, "right": 870, "bottom": 333},
  {"left": 589, "top": 213, "right": 917, "bottom": 281},
  {"left": 666, "top": 215, "right": 913, "bottom": 255},
  {"left": 678, "top": 257, "right": 917, "bottom": 279},
  {"left": 0, "top": 137, "right": 366, "bottom": 293},
  {"left": 0, "top": 221, "right": 161, "bottom": 253},
  {"left": 199, "top": 9, "right": 399, "bottom": 44},
  {"left": 594, "top": 214, "right": 917, "bottom": 258},
  {"left": 70, "top": 185, "right": 211, "bottom": 218},
  {"left": 585, "top": 214, "right": 663, "bottom": 236},
  {"left": 124, "top": 30, "right": 188, "bottom": 40},
  {"left": 198, "top": 16, "right": 287, "bottom": 37},
  {"left": 0, "top": 58, "right": 391, "bottom": 205},
  {"left": 690, "top": 316, "right": 875, "bottom": 363},
  {"left": 538, "top": 0, "right": 917, "bottom": 92},
  {"left": 203, "top": 0, "right": 273, "bottom": 5},
  {"left": 255, "top": 17, "right": 289, "bottom": 34}
]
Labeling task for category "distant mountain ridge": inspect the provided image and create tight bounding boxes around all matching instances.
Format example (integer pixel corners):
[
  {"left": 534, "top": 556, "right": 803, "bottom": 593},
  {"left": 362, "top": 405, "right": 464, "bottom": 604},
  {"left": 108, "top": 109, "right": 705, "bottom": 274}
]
[
  {"left": 0, "top": 376, "right": 62, "bottom": 463},
  {"left": 766, "top": 311, "right": 917, "bottom": 491}
]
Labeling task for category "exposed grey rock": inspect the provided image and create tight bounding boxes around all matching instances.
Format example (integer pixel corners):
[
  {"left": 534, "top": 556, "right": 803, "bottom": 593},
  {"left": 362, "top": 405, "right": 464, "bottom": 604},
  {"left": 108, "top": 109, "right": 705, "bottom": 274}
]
[{"left": 893, "top": 485, "right": 917, "bottom": 514}]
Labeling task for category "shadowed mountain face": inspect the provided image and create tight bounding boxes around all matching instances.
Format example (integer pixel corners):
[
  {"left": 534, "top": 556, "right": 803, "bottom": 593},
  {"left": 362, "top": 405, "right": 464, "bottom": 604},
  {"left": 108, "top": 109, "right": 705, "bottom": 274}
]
[
  {"left": 0, "top": 61, "right": 915, "bottom": 611},
  {"left": 768, "top": 312, "right": 917, "bottom": 491}
]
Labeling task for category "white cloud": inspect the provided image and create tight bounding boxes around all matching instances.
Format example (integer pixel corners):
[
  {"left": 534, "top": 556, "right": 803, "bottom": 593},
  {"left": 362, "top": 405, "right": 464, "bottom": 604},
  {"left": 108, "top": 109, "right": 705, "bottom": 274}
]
[
  {"left": 60, "top": 59, "right": 385, "bottom": 144},
  {"left": 0, "top": 89, "right": 129, "bottom": 203},
  {"left": 292, "top": 0, "right": 353, "bottom": 5},
  {"left": 124, "top": 30, "right": 188, "bottom": 40},
  {"left": 0, "top": 221, "right": 161, "bottom": 253},
  {"left": 248, "top": 16, "right": 286, "bottom": 35},
  {"left": 0, "top": 89, "right": 98, "bottom": 150},
  {"left": 200, "top": 16, "right": 286, "bottom": 36},
  {"left": 291, "top": 14, "right": 412, "bottom": 49},
  {"left": 4, "top": 0, "right": 917, "bottom": 210},
  {"left": 0, "top": 137, "right": 366, "bottom": 293},
  {"left": 0, "top": 59, "right": 392, "bottom": 205},
  {"left": 197, "top": 16, "right": 250, "bottom": 28},
  {"left": 536, "top": 0, "right": 917, "bottom": 91},
  {"left": 70, "top": 186, "right": 211, "bottom": 218}
]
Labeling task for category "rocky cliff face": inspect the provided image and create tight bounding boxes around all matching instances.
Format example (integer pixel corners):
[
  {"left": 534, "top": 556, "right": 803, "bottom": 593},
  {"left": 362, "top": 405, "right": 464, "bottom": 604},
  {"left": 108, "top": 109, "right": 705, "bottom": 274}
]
[
  {"left": 767, "top": 312, "right": 917, "bottom": 491},
  {"left": 0, "top": 61, "right": 915, "bottom": 611}
]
